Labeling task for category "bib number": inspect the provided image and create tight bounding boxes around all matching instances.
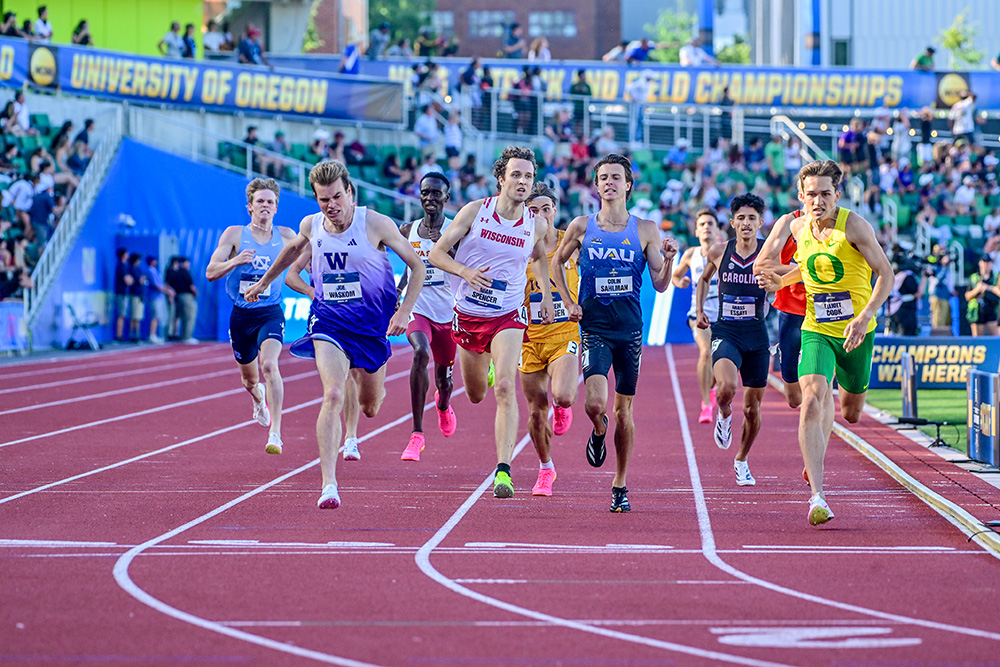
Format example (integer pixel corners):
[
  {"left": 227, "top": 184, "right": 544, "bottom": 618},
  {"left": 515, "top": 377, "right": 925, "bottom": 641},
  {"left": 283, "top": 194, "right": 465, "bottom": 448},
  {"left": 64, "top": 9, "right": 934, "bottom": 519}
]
[
  {"left": 466, "top": 278, "right": 507, "bottom": 310},
  {"left": 595, "top": 268, "right": 633, "bottom": 297},
  {"left": 322, "top": 272, "right": 362, "bottom": 303},
  {"left": 529, "top": 291, "right": 568, "bottom": 324},
  {"left": 423, "top": 260, "right": 444, "bottom": 287},
  {"left": 814, "top": 291, "right": 854, "bottom": 323},
  {"left": 721, "top": 294, "right": 756, "bottom": 321},
  {"left": 239, "top": 272, "right": 270, "bottom": 297}
]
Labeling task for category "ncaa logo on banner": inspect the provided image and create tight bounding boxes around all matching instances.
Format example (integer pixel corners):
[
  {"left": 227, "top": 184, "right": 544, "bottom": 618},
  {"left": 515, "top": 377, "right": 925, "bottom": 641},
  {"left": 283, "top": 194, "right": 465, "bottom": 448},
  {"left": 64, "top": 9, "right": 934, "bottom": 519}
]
[{"left": 29, "top": 45, "right": 58, "bottom": 88}]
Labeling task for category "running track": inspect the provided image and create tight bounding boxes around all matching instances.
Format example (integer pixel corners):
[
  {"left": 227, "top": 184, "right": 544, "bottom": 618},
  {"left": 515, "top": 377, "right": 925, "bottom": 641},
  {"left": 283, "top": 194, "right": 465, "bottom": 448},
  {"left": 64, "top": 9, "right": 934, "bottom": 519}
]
[{"left": 2, "top": 343, "right": 999, "bottom": 666}]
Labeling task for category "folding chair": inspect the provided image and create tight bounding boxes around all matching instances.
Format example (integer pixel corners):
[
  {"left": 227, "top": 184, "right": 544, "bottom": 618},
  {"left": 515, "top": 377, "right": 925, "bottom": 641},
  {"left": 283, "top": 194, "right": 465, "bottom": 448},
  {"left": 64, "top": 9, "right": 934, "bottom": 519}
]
[{"left": 65, "top": 303, "right": 101, "bottom": 351}]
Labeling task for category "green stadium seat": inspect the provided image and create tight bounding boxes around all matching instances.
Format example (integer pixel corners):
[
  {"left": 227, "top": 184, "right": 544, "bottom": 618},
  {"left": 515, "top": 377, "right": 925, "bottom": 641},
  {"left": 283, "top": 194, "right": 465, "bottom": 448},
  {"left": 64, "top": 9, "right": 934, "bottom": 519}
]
[{"left": 29, "top": 113, "right": 51, "bottom": 136}]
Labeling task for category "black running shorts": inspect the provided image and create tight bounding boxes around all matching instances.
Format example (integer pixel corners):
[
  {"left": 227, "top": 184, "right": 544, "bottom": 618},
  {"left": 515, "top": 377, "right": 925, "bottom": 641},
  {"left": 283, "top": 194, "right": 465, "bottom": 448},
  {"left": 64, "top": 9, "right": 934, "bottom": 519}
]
[{"left": 581, "top": 328, "right": 643, "bottom": 396}]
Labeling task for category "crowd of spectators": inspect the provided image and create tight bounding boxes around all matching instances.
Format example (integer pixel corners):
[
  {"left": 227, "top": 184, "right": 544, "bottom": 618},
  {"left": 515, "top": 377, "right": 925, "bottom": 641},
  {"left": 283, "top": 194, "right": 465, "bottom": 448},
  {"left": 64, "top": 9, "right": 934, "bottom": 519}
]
[{"left": 112, "top": 249, "right": 198, "bottom": 344}]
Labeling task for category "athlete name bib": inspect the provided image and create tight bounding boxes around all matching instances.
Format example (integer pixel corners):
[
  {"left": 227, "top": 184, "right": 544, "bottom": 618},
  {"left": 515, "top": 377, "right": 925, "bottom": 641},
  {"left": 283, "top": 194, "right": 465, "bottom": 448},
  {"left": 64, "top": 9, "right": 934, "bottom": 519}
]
[
  {"left": 423, "top": 260, "right": 444, "bottom": 287},
  {"left": 322, "top": 272, "right": 363, "bottom": 303},
  {"left": 721, "top": 294, "right": 755, "bottom": 321},
  {"left": 529, "top": 291, "right": 568, "bottom": 324},
  {"left": 595, "top": 268, "right": 633, "bottom": 297},
  {"left": 465, "top": 278, "right": 507, "bottom": 310},
  {"left": 239, "top": 272, "right": 270, "bottom": 297},
  {"left": 814, "top": 291, "right": 854, "bottom": 323}
]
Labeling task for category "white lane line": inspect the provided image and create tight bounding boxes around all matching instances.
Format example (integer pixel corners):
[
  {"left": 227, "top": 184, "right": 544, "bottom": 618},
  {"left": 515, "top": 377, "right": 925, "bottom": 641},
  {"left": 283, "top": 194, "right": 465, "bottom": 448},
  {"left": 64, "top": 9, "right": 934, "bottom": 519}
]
[
  {"left": 0, "top": 348, "right": 221, "bottom": 388},
  {"left": 412, "top": 384, "right": 797, "bottom": 667},
  {"left": 0, "top": 346, "right": 215, "bottom": 379},
  {"left": 664, "top": 344, "right": 1000, "bottom": 643},
  {"left": 0, "top": 368, "right": 410, "bottom": 505},
  {"left": 112, "top": 384, "right": 464, "bottom": 667}
]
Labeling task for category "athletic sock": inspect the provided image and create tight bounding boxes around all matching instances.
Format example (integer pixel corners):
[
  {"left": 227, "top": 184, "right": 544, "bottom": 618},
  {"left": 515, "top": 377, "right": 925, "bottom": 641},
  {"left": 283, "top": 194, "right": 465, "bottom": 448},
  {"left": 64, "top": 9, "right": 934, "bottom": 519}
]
[
  {"left": 496, "top": 462, "right": 511, "bottom": 475},
  {"left": 539, "top": 460, "right": 554, "bottom": 470}
]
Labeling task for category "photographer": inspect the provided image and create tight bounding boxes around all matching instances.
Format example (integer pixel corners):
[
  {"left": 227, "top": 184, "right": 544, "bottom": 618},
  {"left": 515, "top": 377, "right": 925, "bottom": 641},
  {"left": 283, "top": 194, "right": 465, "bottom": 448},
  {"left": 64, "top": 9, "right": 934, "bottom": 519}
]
[
  {"left": 927, "top": 246, "right": 955, "bottom": 335},
  {"left": 965, "top": 254, "right": 999, "bottom": 337},
  {"left": 887, "top": 257, "right": 924, "bottom": 336}
]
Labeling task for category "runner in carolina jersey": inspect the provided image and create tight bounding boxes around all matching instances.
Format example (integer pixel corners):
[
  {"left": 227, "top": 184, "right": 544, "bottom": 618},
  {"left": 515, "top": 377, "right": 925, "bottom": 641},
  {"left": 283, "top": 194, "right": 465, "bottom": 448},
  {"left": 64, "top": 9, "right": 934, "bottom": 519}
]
[
  {"left": 754, "top": 160, "right": 894, "bottom": 526},
  {"left": 205, "top": 178, "right": 297, "bottom": 457},
  {"left": 428, "top": 146, "right": 554, "bottom": 500},
  {"left": 519, "top": 183, "right": 581, "bottom": 497},
  {"left": 396, "top": 173, "right": 459, "bottom": 462},
  {"left": 695, "top": 193, "right": 770, "bottom": 488},
  {"left": 671, "top": 208, "right": 723, "bottom": 423}
]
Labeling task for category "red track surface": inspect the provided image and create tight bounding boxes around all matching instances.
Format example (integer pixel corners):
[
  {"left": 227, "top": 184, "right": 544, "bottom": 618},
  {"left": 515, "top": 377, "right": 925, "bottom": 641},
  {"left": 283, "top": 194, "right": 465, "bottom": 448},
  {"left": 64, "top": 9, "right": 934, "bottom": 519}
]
[{"left": 2, "top": 343, "right": 999, "bottom": 666}]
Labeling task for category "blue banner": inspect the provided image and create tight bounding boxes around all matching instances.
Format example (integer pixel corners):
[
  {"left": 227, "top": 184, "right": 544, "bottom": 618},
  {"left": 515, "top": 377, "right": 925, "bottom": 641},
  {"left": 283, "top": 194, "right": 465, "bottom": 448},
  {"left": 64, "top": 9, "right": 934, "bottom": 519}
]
[
  {"left": 0, "top": 37, "right": 403, "bottom": 124},
  {"left": 0, "top": 300, "right": 27, "bottom": 351},
  {"left": 967, "top": 370, "right": 999, "bottom": 467},
  {"left": 871, "top": 336, "right": 1000, "bottom": 390},
  {"left": 266, "top": 54, "right": 999, "bottom": 111}
]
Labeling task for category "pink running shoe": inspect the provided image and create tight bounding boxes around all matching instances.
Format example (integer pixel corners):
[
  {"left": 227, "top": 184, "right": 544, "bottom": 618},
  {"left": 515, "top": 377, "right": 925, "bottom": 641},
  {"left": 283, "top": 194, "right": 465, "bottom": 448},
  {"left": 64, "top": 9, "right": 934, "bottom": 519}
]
[
  {"left": 435, "top": 391, "right": 457, "bottom": 437},
  {"left": 553, "top": 406, "right": 573, "bottom": 435},
  {"left": 698, "top": 403, "right": 712, "bottom": 424},
  {"left": 710, "top": 387, "right": 717, "bottom": 408},
  {"left": 531, "top": 467, "right": 557, "bottom": 496},
  {"left": 401, "top": 432, "right": 425, "bottom": 461}
]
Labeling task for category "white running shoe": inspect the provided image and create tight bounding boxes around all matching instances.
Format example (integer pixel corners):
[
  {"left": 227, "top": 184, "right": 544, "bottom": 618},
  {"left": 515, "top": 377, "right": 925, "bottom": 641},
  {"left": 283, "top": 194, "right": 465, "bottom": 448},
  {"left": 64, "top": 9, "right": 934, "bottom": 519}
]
[
  {"left": 734, "top": 460, "right": 756, "bottom": 486},
  {"left": 714, "top": 412, "right": 732, "bottom": 450},
  {"left": 808, "top": 493, "right": 834, "bottom": 525},
  {"left": 265, "top": 432, "right": 283, "bottom": 455},
  {"left": 252, "top": 383, "right": 270, "bottom": 427},
  {"left": 317, "top": 484, "right": 341, "bottom": 509},
  {"left": 341, "top": 437, "right": 361, "bottom": 461}
]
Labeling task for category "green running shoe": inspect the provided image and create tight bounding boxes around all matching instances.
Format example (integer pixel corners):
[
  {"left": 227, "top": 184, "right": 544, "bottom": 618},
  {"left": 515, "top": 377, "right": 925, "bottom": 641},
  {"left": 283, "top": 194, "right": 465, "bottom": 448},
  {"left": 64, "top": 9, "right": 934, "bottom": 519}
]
[
  {"left": 487, "top": 360, "right": 496, "bottom": 387},
  {"left": 493, "top": 470, "right": 513, "bottom": 498}
]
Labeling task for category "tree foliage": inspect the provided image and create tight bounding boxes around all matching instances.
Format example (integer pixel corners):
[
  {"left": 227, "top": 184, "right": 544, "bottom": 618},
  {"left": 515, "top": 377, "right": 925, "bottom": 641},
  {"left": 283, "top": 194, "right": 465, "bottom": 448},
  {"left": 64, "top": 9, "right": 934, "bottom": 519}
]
[
  {"left": 302, "top": 0, "right": 324, "bottom": 53},
  {"left": 644, "top": 5, "right": 696, "bottom": 63},
  {"left": 370, "top": 0, "right": 436, "bottom": 45},
  {"left": 938, "top": 8, "right": 984, "bottom": 69},
  {"left": 716, "top": 34, "right": 750, "bottom": 64}
]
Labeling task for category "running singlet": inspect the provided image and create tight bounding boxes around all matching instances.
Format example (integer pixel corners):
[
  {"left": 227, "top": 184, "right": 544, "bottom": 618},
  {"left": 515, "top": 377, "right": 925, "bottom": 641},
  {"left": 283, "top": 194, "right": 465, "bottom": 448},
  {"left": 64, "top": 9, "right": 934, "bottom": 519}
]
[
  {"left": 308, "top": 207, "right": 396, "bottom": 338},
  {"left": 795, "top": 207, "right": 875, "bottom": 338},
  {"left": 452, "top": 197, "right": 535, "bottom": 317},
  {"left": 578, "top": 213, "right": 646, "bottom": 335},
  {"left": 408, "top": 217, "right": 454, "bottom": 324},
  {"left": 524, "top": 229, "right": 580, "bottom": 343},
  {"left": 687, "top": 248, "right": 718, "bottom": 321},
  {"left": 772, "top": 210, "right": 807, "bottom": 316},
  {"left": 713, "top": 238, "right": 769, "bottom": 347},
  {"left": 225, "top": 224, "right": 285, "bottom": 309}
]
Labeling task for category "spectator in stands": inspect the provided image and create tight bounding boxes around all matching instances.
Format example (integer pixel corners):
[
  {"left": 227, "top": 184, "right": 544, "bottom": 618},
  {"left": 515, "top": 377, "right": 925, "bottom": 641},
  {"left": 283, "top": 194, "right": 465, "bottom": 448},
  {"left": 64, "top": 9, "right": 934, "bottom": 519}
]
[
  {"left": 417, "top": 151, "right": 438, "bottom": 179},
  {"left": 127, "top": 253, "right": 147, "bottom": 341},
  {"left": 52, "top": 134, "right": 80, "bottom": 187},
  {"left": 265, "top": 130, "right": 289, "bottom": 178},
  {"left": 440, "top": 32, "right": 460, "bottom": 57},
  {"left": 20, "top": 20, "right": 34, "bottom": 40},
  {"left": 984, "top": 206, "right": 1000, "bottom": 237},
  {"left": 381, "top": 152, "right": 402, "bottom": 186},
  {"left": 891, "top": 110, "right": 912, "bottom": 162},
  {"left": 181, "top": 23, "right": 197, "bottom": 58},
  {"left": 679, "top": 36, "right": 717, "bottom": 67},
  {"left": 326, "top": 131, "right": 346, "bottom": 163},
  {"left": 569, "top": 69, "right": 591, "bottom": 130},
  {"left": 2, "top": 101, "right": 22, "bottom": 135},
  {"left": 114, "top": 248, "right": 133, "bottom": 341},
  {"left": 541, "top": 108, "right": 573, "bottom": 166},
  {"left": 627, "top": 38, "right": 665, "bottom": 64},
  {"left": 745, "top": 137, "right": 766, "bottom": 172},
  {"left": 397, "top": 155, "right": 419, "bottom": 194},
  {"left": 444, "top": 111, "right": 463, "bottom": 169},
  {"left": 916, "top": 107, "right": 935, "bottom": 165},
  {"left": 965, "top": 254, "right": 999, "bottom": 336},
  {"left": 0, "top": 237, "right": 33, "bottom": 300},
  {"left": 72, "top": 19, "right": 93, "bottom": 46},
  {"left": 502, "top": 22, "right": 526, "bottom": 59},
  {"left": 167, "top": 256, "right": 198, "bottom": 344},
  {"left": 603, "top": 40, "right": 630, "bottom": 63},
  {"left": 625, "top": 69, "right": 653, "bottom": 142},
  {"left": 414, "top": 26, "right": 436, "bottom": 57},
  {"left": 910, "top": 46, "right": 935, "bottom": 71},
  {"left": 34, "top": 6, "right": 52, "bottom": 43},
  {"left": 414, "top": 103, "right": 441, "bottom": 158},
  {"left": 664, "top": 137, "right": 690, "bottom": 170},
  {"left": 218, "top": 22, "right": 235, "bottom": 51},
  {"left": 1, "top": 13, "right": 21, "bottom": 38},
  {"left": 4, "top": 173, "right": 35, "bottom": 237},
  {"left": 466, "top": 173, "right": 489, "bottom": 201},
  {"left": 948, "top": 89, "right": 977, "bottom": 146},
  {"left": 837, "top": 119, "right": 861, "bottom": 174},
  {"left": 528, "top": 37, "right": 551, "bottom": 61},
  {"left": 764, "top": 135, "right": 785, "bottom": 192},
  {"left": 877, "top": 156, "right": 899, "bottom": 195},
  {"left": 593, "top": 125, "right": 619, "bottom": 154},
  {"left": 887, "top": 257, "right": 923, "bottom": 336},
  {"left": 952, "top": 175, "right": 977, "bottom": 215},
  {"left": 367, "top": 22, "right": 391, "bottom": 59},
  {"left": 338, "top": 32, "right": 363, "bottom": 74},
  {"left": 928, "top": 248, "right": 955, "bottom": 335},
  {"left": 0, "top": 143, "right": 21, "bottom": 181},
  {"left": 386, "top": 38, "right": 412, "bottom": 57},
  {"left": 39, "top": 157, "right": 77, "bottom": 199},
  {"left": 12, "top": 91, "right": 38, "bottom": 137},
  {"left": 26, "top": 178, "right": 58, "bottom": 244},
  {"left": 203, "top": 20, "right": 225, "bottom": 55},
  {"left": 158, "top": 21, "right": 183, "bottom": 58},
  {"left": 239, "top": 25, "right": 271, "bottom": 67},
  {"left": 143, "top": 256, "right": 170, "bottom": 344}
]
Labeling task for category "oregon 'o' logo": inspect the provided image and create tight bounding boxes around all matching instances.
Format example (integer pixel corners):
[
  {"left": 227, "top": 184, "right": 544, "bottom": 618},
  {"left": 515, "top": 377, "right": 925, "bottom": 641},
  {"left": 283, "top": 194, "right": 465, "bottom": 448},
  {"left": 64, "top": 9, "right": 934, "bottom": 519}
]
[
  {"left": 806, "top": 252, "right": 844, "bottom": 285},
  {"left": 938, "top": 73, "right": 968, "bottom": 108},
  {"left": 29, "top": 47, "right": 56, "bottom": 86}
]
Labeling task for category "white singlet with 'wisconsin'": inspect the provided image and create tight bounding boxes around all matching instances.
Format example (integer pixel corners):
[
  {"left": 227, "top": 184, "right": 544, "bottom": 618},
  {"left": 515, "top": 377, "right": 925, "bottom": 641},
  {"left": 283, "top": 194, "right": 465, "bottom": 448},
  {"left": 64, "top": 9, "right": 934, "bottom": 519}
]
[
  {"left": 687, "top": 249, "right": 719, "bottom": 322},
  {"left": 452, "top": 196, "right": 535, "bottom": 318},
  {"left": 408, "top": 217, "right": 454, "bottom": 324}
]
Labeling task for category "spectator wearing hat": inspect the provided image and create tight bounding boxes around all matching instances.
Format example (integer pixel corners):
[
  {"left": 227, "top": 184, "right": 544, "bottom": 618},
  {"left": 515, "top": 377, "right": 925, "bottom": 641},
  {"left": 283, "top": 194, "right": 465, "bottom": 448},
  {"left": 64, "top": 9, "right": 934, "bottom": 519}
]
[
  {"left": 679, "top": 36, "right": 718, "bottom": 67},
  {"left": 238, "top": 24, "right": 271, "bottom": 67},
  {"left": 368, "top": 22, "right": 391, "bottom": 59},
  {"left": 911, "top": 46, "right": 935, "bottom": 71},
  {"left": 158, "top": 21, "right": 183, "bottom": 58}
]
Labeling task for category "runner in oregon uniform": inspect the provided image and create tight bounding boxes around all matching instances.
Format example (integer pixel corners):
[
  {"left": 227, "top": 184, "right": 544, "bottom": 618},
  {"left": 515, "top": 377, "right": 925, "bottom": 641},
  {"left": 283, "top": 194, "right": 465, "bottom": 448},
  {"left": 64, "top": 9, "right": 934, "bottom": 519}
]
[
  {"left": 205, "top": 178, "right": 296, "bottom": 456},
  {"left": 519, "top": 183, "right": 581, "bottom": 497},
  {"left": 397, "top": 173, "right": 459, "bottom": 462},
  {"left": 551, "top": 153, "right": 679, "bottom": 513},
  {"left": 245, "top": 160, "right": 426, "bottom": 510},
  {"left": 671, "top": 207, "right": 722, "bottom": 423},
  {"left": 754, "top": 209, "right": 807, "bottom": 409},
  {"left": 756, "top": 160, "right": 894, "bottom": 526},
  {"left": 695, "top": 193, "right": 770, "bottom": 487},
  {"left": 429, "top": 146, "right": 554, "bottom": 499}
]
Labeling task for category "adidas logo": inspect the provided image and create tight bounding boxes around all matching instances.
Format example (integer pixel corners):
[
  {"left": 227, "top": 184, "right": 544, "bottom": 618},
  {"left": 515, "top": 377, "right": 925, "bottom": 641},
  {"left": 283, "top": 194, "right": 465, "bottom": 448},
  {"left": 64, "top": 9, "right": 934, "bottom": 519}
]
[{"left": 347, "top": 239, "right": 357, "bottom": 246}]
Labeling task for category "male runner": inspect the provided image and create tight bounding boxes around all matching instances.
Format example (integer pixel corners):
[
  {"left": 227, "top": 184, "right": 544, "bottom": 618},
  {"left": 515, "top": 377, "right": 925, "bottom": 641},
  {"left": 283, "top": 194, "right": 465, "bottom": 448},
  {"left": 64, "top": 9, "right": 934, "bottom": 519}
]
[
  {"left": 428, "top": 146, "right": 554, "bottom": 499},
  {"left": 671, "top": 207, "right": 721, "bottom": 423},
  {"left": 756, "top": 160, "right": 894, "bottom": 525},
  {"left": 754, "top": 210, "right": 807, "bottom": 409},
  {"left": 551, "top": 153, "right": 679, "bottom": 512},
  {"left": 245, "top": 160, "right": 426, "bottom": 509},
  {"left": 397, "top": 172, "right": 458, "bottom": 462},
  {"left": 695, "top": 193, "right": 770, "bottom": 486},
  {"left": 520, "top": 182, "right": 581, "bottom": 496},
  {"left": 205, "top": 178, "right": 296, "bottom": 455}
]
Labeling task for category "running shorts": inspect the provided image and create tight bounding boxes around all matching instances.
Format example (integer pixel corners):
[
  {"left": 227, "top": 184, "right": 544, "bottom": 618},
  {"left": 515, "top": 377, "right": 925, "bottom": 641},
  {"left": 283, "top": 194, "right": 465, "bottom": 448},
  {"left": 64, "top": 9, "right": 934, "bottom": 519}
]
[
  {"left": 229, "top": 303, "right": 285, "bottom": 365},
  {"left": 290, "top": 305, "right": 390, "bottom": 373},
  {"left": 452, "top": 309, "right": 527, "bottom": 355},
  {"left": 407, "top": 313, "right": 457, "bottom": 367},
  {"left": 798, "top": 329, "right": 875, "bottom": 395},
  {"left": 777, "top": 311, "right": 805, "bottom": 384},
  {"left": 519, "top": 338, "right": 580, "bottom": 374},
  {"left": 581, "top": 328, "right": 643, "bottom": 396},
  {"left": 711, "top": 334, "right": 770, "bottom": 389}
]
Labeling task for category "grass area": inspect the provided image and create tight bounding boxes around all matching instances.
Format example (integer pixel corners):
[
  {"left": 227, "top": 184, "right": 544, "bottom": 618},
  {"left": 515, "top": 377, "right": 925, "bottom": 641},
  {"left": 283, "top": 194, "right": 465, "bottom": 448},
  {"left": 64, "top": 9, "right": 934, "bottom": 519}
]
[{"left": 866, "top": 389, "right": 968, "bottom": 453}]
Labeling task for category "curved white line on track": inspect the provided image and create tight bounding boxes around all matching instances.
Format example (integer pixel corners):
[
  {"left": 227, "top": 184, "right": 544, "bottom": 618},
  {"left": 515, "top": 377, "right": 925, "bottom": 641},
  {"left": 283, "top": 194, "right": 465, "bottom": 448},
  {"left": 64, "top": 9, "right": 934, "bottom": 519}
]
[
  {"left": 112, "top": 385, "right": 463, "bottom": 667},
  {"left": 664, "top": 344, "right": 1000, "bottom": 643},
  {"left": 412, "top": 379, "right": 797, "bottom": 667}
]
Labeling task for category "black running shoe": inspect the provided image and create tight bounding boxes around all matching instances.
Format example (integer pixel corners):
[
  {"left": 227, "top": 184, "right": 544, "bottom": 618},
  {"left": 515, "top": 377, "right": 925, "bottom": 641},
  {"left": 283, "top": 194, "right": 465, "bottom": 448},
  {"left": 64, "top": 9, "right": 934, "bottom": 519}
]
[
  {"left": 586, "top": 415, "right": 608, "bottom": 467},
  {"left": 610, "top": 486, "right": 631, "bottom": 513}
]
